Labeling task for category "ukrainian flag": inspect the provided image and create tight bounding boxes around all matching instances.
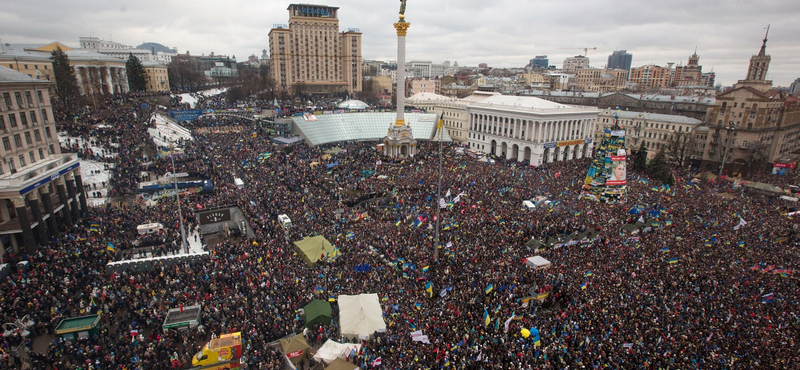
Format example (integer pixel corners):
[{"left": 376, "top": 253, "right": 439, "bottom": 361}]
[
  {"left": 395, "top": 219, "right": 402, "bottom": 227},
  {"left": 328, "top": 296, "right": 336, "bottom": 302},
  {"left": 585, "top": 271, "right": 594, "bottom": 277},
  {"left": 422, "top": 265, "right": 429, "bottom": 272},
  {"left": 669, "top": 258, "right": 679, "bottom": 264},
  {"left": 580, "top": 282, "right": 588, "bottom": 290},
  {"left": 661, "top": 247, "right": 669, "bottom": 253},
  {"left": 425, "top": 282, "right": 433, "bottom": 297},
  {"left": 346, "top": 231, "right": 355, "bottom": 240},
  {"left": 485, "top": 284, "right": 493, "bottom": 294},
  {"left": 484, "top": 308, "right": 491, "bottom": 327},
  {"left": 738, "top": 241, "right": 745, "bottom": 247},
  {"left": 106, "top": 243, "right": 115, "bottom": 252}
]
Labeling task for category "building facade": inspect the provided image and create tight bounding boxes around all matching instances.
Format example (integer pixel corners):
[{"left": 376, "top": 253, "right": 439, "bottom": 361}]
[
  {"left": 411, "top": 78, "right": 440, "bottom": 95},
  {"left": 629, "top": 64, "right": 673, "bottom": 90},
  {"left": 79, "top": 37, "right": 153, "bottom": 62},
  {"left": 607, "top": 50, "right": 632, "bottom": 73},
  {"left": 142, "top": 61, "right": 170, "bottom": 92},
  {"left": 0, "top": 42, "right": 130, "bottom": 95},
  {"left": 269, "top": 4, "right": 362, "bottom": 95},
  {"left": 575, "top": 69, "right": 628, "bottom": 92},
  {"left": 562, "top": 56, "right": 590, "bottom": 74},
  {"left": 465, "top": 93, "right": 598, "bottom": 166},
  {"left": 698, "top": 31, "right": 800, "bottom": 173},
  {"left": 529, "top": 55, "right": 549, "bottom": 70},
  {"left": 0, "top": 66, "right": 86, "bottom": 255},
  {"left": 596, "top": 109, "right": 702, "bottom": 159}
]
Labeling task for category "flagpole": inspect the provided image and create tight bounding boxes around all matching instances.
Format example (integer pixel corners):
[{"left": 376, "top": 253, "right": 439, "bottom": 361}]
[{"left": 434, "top": 114, "right": 443, "bottom": 261}]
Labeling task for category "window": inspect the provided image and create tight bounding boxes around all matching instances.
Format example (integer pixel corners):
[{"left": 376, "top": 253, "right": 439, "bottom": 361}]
[
  {"left": 0, "top": 116, "right": 4, "bottom": 130},
  {"left": 37, "top": 91, "right": 43, "bottom": 103},
  {"left": 24, "top": 91, "right": 33, "bottom": 106},
  {"left": 19, "top": 112, "right": 27, "bottom": 126},
  {"left": 14, "top": 92, "right": 23, "bottom": 107},
  {"left": 41, "top": 109, "right": 48, "bottom": 123},
  {"left": 34, "top": 129, "right": 41, "bottom": 142},
  {"left": 18, "top": 155, "right": 25, "bottom": 167},
  {"left": 45, "top": 127, "right": 51, "bottom": 138},
  {"left": 8, "top": 114, "right": 17, "bottom": 127},
  {"left": 2, "top": 93, "right": 11, "bottom": 109},
  {"left": 7, "top": 158, "right": 15, "bottom": 173},
  {"left": 24, "top": 132, "right": 32, "bottom": 145},
  {"left": 13, "top": 134, "right": 22, "bottom": 148},
  {"left": 2, "top": 137, "right": 10, "bottom": 151},
  {"left": 29, "top": 152, "right": 35, "bottom": 164},
  {"left": 38, "top": 148, "right": 44, "bottom": 159}
]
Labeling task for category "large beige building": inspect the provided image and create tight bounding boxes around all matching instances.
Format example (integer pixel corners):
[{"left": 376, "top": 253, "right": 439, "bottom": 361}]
[
  {"left": 0, "top": 42, "right": 130, "bottom": 95},
  {"left": 0, "top": 66, "right": 85, "bottom": 255},
  {"left": 698, "top": 31, "right": 800, "bottom": 174},
  {"left": 596, "top": 109, "right": 702, "bottom": 160},
  {"left": 269, "top": 4, "right": 363, "bottom": 96},
  {"left": 142, "top": 61, "right": 170, "bottom": 92},
  {"left": 575, "top": 68, "right": 628, "bottom": 92},
  {"left": 629, "top": 64, "right": 672, "bottom": 91}
]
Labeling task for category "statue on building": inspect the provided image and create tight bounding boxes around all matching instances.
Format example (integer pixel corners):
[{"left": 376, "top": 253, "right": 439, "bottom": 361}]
[{"left": 399, "top": 0, "right": 407, "bottom": 18}]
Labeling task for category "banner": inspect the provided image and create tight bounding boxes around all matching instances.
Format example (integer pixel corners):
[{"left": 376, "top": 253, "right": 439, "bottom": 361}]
[
  {"left": 168, "top": 110, "right": 203, "bottom": 122},
  {"left": 605, "top": 156, "right": 627, "bottom": 185}
]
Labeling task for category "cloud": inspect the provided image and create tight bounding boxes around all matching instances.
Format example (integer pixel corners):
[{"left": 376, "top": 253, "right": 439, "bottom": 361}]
[{"left": 2, "top": 0, "right": 798, "bottom": 86}]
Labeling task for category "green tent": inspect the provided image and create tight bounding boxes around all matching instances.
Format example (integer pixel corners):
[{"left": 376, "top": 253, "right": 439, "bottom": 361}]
[
  {"left": 294, "top": 236, "right": 336, "bottom": 264},
  {"left": 326, "top": 358, "right": 359, "bottom": 370},
  {"left": 304, "top": 299, "right": 333, "bottom": 329}
]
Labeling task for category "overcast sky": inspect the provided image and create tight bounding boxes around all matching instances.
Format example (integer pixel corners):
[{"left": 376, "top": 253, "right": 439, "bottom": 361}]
[{"left": 3, "top": 0, "right": 799, "bottom": 87}]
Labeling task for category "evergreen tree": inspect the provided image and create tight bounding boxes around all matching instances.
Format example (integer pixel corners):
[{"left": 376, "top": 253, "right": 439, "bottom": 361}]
[
  {"left": 50, "top": 47, "right": 79, "bottom": 105},
  {"left": 633, "top": 141, "right": 648, "bottom": 172},
  {"left": 646, "top": 149, "right": 674, "bottom": 185},
  {"left": 126, "top": 53, "right": 149, "bottom": 92}
]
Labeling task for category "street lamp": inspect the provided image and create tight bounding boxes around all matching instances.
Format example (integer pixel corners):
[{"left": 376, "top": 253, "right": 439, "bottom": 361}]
[
  {"left": 170, "top": 144, "right": 188, "bottom": 254},
  {"left": 718, "top": 121, "right": 736, "bottom": 178}
]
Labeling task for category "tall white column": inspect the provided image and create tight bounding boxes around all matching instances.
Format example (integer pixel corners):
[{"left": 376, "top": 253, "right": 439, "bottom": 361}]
[
  {"left": 75, "top": 67, "right": 85, "bottom": 95},
  {"left": 105, "top": 67, "right": 114, "bottom": 94},
  {"left": 393, "top": 20, "right": 410, "bottom": 126}
]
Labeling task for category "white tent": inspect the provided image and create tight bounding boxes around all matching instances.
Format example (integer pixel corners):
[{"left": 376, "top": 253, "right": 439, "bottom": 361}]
[
  {"left": 525, "top": 256, "right": 552, "bottom": 269},
  {"left": 312, "top": 339, "right": 362, "bottom": 364},
  {"left": 338, "top": 294, "right": 386, "bottom": 339}
]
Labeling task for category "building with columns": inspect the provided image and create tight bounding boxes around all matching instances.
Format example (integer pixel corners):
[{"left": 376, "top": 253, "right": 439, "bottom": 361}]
[
  {"left": 0, "top": 42, "right": 130, "bottom": 96},
  {"left": 465, "top": 92, "right": 599, "bottom": 166},
  {"left": 0, "top": 66, "right": 86, "bottom": 256}
]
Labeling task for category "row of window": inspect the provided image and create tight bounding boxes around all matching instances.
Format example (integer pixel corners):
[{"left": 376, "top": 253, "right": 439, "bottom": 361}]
[
  {"left": 3, "top": 90, "right": 45, "bottom": 110},
  {"left": 0, "top": 109, "right": 49, "bottom": 130},
  {"left": 1, "top": 127, "right": 49, "bottom": 151},
  {"left": 0, "top": 146, "right": 52, "bottom": 175},
  {"left": 6, "top": 63, "right": 48, "bottom": 71}
]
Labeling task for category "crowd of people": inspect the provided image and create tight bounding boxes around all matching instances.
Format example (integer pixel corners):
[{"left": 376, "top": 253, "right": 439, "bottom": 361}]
[{"left": 0, "top": 90, "right": 798, "bottom": 369}]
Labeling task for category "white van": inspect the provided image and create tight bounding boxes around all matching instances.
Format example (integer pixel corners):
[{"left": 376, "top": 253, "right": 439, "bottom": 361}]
[
  {"left": 137, "top": 223, "right": 164, "bottom": 235},
  {"left": 278, "top": 214, "right": 292, "bottom": 228},
  {"left": 234, "top": 178, "right": 245, "bottom": 189}
]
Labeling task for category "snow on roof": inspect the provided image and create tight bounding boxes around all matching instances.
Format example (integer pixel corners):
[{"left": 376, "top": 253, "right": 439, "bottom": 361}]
[
  {"left": 406, "top": 92, "right": 454, "bottom": 104},
  {"left": 336, "top": 100, "right": 370, "bottom": 109},
  {"left": 0, "top": 65, "right": 47, "bottom": 83}
]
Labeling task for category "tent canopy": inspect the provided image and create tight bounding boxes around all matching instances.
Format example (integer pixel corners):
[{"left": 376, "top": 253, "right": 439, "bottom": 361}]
[
  {"left": 279, "top": 334, "right": 311, "bottom": 365},
  {"left": 304, "top": 299, "right": 333, "bottom": 329},
  {"left": 525, "top": 256, "right": 552, "bottom": 269},
  {"left": 325, "top": 357, "right": 360, "bottom": 370},
  {"left": 294, "top": 236, "right": 336, "bottom": 264},
  {"left": 338, "top": 294, "right": 386, "bottom": 339},
  {"left": 313, "top": 339, "right": 362, "bottom": 365}
]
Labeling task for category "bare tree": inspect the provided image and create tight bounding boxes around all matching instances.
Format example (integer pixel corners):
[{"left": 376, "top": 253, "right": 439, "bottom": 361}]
[{"left": 666, "top": 131, "right": 695, "bottom": 166}]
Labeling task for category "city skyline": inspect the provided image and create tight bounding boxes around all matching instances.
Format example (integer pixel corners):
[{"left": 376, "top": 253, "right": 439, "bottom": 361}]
[{"left": 2, "top": 0, "right": 798, "bottom": 87}]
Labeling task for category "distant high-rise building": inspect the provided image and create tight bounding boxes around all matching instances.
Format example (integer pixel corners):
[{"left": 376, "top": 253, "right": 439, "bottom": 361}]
[
  {"left": 269, "top": 4, "right": 362, "bottom": 95},
  {"left": 790, "top": 78, "right": 800, "bottom": 95},
  {"left": 529, "top": 55, "right": 549, "bottom": 70},
  {"left": 607, "top": 50, "right": 632, "bottom": 71}
]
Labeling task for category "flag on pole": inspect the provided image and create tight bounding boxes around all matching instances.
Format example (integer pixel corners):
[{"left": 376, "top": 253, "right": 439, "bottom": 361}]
[
  {"left": 733, "top": 217, "right": 747, "bottom": 230},
  {"left": 425, "top": 282, "right": 433, "bottom": 297},
  {"left": 485, "top": 284, "right": 494, "bottom": 294},
  {"left": 437, "top": 112, "right": 444, "bottom": 139},
  {"left": 439, "top": 198, "right": 447, "bottom": 209},
  {"left": 484, "top": 308, "right": 491, "bottom": 327}
]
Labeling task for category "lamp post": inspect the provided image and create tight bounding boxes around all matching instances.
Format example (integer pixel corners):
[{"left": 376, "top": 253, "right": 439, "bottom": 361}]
[
  {"left": 718, "top": 121, "right": 736, "bottom": 178},
  {"left": 170, "top": 144, "right": 188, "bottom": 254}
]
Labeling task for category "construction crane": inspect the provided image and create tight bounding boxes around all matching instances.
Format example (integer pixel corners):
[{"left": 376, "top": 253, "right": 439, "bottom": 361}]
[{"left": 559, "top": 47, "right": 597, "bottom": 56}]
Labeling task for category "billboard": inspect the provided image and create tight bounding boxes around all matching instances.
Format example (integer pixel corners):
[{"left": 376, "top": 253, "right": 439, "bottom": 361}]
[
  {"left": 169, "top": 110, "right": 203, "bottom": 122},
  {"left": 605, "top": 155, "right": 627, "bottom": 185},
  {"left": 198, "top": 208, "right": 232, "bottom": 225}
]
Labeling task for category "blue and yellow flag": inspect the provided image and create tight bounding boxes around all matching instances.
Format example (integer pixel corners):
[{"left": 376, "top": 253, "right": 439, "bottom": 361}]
[
  {"left": 485, "top": 284, "right": 494, "bottom": 294},
  {"left": 106, "top": 243, "right": 115, "bottom": 252},
  {"left": 425, "top": 282, "right": 433, "bottom": 297},
  {"left": 484, "top": 308, "right": 491, "bottom": 327}
]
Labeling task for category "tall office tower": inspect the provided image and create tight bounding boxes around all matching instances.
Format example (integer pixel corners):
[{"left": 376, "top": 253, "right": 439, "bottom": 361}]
[
  {"left": 529, "top": 55, "right": 549, "bottom": 70},
  {"left": 269, "top": 4, "right": 363, "bottom": 96},
  {"left": 607, "top": 50, "right": 633, "bottom": 71}
]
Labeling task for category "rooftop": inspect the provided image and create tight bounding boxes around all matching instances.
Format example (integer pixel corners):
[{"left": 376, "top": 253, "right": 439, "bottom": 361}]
[
  {"left": 603, "top": 109, "right": 703, "bottom": 125},
  {"left": 0, "top": 65, "right": 48, "bottom": 83},
  {"left": 293, "top": 112, "right": 451, "bottom": 146}
]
